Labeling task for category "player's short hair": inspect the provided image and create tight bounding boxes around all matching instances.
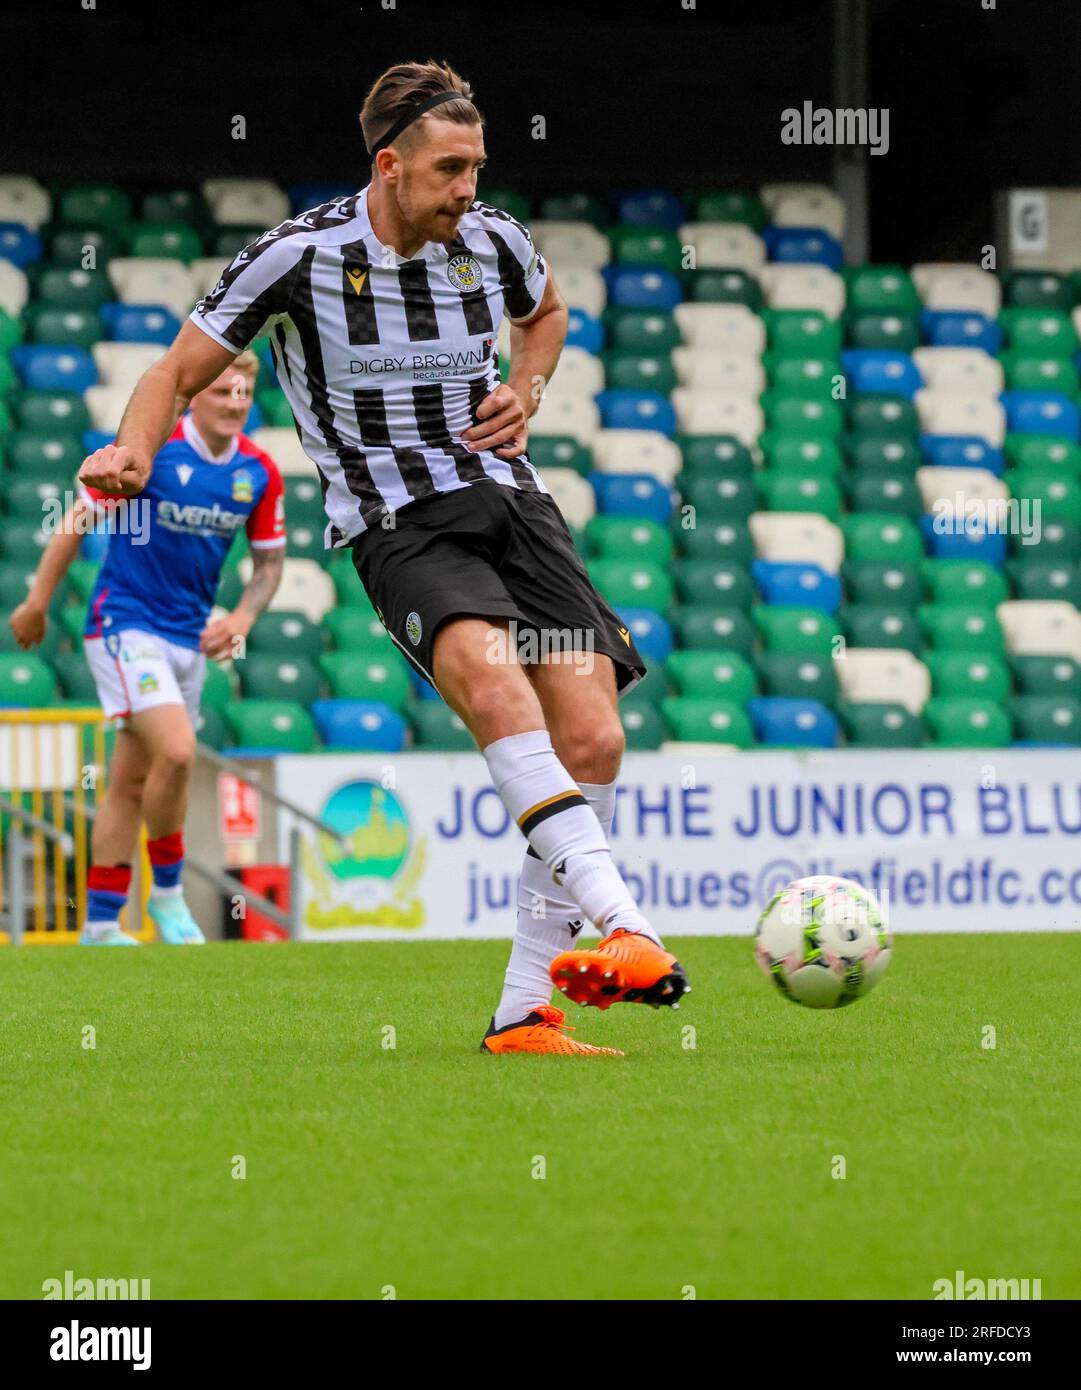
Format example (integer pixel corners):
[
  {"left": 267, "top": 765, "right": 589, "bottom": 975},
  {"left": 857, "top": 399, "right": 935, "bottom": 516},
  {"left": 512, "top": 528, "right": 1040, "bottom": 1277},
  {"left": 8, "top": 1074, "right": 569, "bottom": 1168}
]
[{"left": 360, "top": 59, "right": 482, "bottom": 161}]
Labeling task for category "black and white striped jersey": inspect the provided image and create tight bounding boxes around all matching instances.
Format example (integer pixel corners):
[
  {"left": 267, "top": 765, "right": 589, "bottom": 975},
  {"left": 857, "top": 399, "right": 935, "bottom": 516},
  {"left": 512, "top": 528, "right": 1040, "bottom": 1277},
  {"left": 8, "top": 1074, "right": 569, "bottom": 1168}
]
[{"left": 189, "top": 186, "right": 550, "bottom": 544}]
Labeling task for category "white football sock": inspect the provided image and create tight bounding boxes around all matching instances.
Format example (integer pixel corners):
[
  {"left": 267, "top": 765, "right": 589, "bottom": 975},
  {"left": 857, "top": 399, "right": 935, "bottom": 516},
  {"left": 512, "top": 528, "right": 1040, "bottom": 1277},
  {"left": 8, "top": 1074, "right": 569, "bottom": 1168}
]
[
  {"left": 494, "top": 780, "right": 616, "bottom": 1029},
  {"left": 149, "top": 883, "right": 183, "bottom": 900},
  {"left": 483, "top": 729, "right": 659, "bottom": 975}
]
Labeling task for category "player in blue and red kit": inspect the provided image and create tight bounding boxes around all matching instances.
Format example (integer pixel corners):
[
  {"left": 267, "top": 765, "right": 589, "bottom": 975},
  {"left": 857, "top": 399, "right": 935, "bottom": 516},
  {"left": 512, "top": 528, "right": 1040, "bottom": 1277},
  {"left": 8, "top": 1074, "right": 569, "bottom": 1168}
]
[{"left": 10, "top": 352, "right": 286, "bottom": 944}]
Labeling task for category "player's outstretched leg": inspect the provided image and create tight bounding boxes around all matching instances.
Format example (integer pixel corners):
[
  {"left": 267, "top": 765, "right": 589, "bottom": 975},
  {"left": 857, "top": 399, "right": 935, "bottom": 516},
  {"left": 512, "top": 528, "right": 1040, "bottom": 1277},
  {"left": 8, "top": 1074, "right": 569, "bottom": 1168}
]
[
  {"left": 135, "top": 707, "right": 205, "bottom": 945},
  {"left": 80, "top": 730, "right": 145, "bottom": 945}
]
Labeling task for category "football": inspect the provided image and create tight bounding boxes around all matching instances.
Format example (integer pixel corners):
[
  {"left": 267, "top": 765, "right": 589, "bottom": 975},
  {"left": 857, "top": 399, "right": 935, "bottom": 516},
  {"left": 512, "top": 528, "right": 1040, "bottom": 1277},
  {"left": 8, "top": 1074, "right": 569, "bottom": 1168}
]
[{"left": 754, "top": 875, "right": 893, "bottom": 1009}]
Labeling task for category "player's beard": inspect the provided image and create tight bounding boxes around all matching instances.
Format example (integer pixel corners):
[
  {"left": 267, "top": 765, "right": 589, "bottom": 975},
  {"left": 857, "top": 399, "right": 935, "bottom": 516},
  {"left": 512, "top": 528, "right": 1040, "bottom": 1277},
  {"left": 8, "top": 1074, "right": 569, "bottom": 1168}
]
[{"left": 397, "top": 181, "right": 462, "bottom": 246}]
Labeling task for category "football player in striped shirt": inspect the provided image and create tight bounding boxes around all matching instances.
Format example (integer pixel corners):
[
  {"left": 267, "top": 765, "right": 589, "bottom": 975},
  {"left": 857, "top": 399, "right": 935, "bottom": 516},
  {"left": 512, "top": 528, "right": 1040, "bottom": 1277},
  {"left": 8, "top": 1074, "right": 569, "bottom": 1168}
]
[
  {"left": 76, "top": 61, "right": 690, "bottom": 1045},
  {"left": 11, "top": 353, "right": 286, "bottom": 944}
]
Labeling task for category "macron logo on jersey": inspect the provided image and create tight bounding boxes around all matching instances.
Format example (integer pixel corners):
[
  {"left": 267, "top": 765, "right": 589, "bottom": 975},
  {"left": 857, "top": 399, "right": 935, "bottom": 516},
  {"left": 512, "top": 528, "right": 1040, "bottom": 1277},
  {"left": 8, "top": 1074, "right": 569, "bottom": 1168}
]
[{"left": 157, "top": 499, "right": 247, "bottom": 536}]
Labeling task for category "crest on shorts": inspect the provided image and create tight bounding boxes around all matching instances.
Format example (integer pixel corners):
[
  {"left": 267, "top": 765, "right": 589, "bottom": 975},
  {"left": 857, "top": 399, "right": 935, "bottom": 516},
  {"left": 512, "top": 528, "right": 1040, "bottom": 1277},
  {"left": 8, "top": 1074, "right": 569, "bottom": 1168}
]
[
  {"left": 138, "top": 673, "right": 159, "bottom": 695},
  {"left": 232, "top": 469, "right": 253, "bottom": 503},
  {"left": 447, "top": 254, "right": 482, "bottom": 292},
  {"left": 405, "top": 611, "right": 422, "bottom": 645}
]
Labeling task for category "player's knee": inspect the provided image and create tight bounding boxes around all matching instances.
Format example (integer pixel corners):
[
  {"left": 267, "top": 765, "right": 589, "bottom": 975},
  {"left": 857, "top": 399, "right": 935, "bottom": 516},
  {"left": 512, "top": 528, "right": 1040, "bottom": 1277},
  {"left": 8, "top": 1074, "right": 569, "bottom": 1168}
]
[
  {"left": 558, "top": 713, "right": 625, "bottom": 784},
  {"left": 458, "top": 670, "right": 536, "bottom": 736},
  {"left": 153, "top": 736, "right": 196, "bottom": 782}
]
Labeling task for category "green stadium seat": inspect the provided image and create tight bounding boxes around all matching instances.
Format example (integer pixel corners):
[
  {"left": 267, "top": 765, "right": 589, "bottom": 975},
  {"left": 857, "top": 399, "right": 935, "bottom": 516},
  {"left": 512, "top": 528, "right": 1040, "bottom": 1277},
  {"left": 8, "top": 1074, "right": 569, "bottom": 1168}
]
[
  {"left": 0, "top": 522, "right": 49, "bottom": 563},
  {"left": 604, "top": 350, "right": 677, "bottom": 394},
  {"left": 844, "top": 264, "right": 920, "bottom": 314},
  {"left": 588, "top": 558, "right": 673, "bottom": 612},
  {"left": 318, "top": 652, "right": 411, "bottom": 709},
  {"left": 0, "top": 306, "right": 24, "bottom": 352},
  {"left": 36, "top": 266, "right": 112, "bottom": 309},
  {"left": 540, "top": 192, "right": 608, "bottom": 225},
  {"left": 841, "top": 514, "right": 924, "bottom": 566},
  {"left": 7, "top": 432, "right": 84, "bottom": 475},
  {"left": 129, "top": 223, "right": 203, "bottom": 261},
  {"left": 411, "top": 702, "right": 475, "bottom": 751},
  {"left": 763, "top": 309, "right": 842, "bottom": 357},
  {"left": 286, "top": 522, "right": 329, "bottom": 565},
  {"left": 673, "top": 605, "right": 755, "bottom": 655},
  {"left": 841, "top": 604, "right": 921, "bottom": 652},
  {"left": 608, "top": 309, "right": 680, "bottom": 353},
  {"left": 1006, "top": 471, "right": 1081, "bottom": 526},
  {"left": 51, "top": 651, "right": 98, "bottom": 701},
  {"left": 662, "top": 697, "right": 754, "bottom": 747},
  {"left": 667, "top": 649, "right": 757, "bottom": 702},
  {"left": 840, "top": 701, "right": 923, "bottom": 747},
  {"left": 758, "top": 472, "right": 842, "bottom": 517},
  {"left": 49, "top": 226, "right": 127, "bottom": 267},
  {"left": 281, "top": 475, "right": 326, "bottom": 528},
  {"left": 224, "top": 700, "right": 318, "bottom": 752},
  {"left": 763, "top": 354, "right": 841, "bottom": 399},
  {"left": 756, "top": 650, "right": 838, "bottom": 705},
  {"left": 58, "top": 184, "right": 131, "bottom": 228},
  {"left": 1002, "top": 270, "right": 1074, "bottom": 313},
  {"left": 923, "top": 696, "right": 1011, "bottom": 747},
  {"left": 754, "top": 606, "right": 841, "bottom": 657},
  {"left": 1008, "top": 557, "right": 1081, "bottom": 606},
  {"left": 845, "top": 435, "right": 922, "bottom": 474},
  {"left": 762, "top": 394, "right": 844, "bottom": 438},
  {"left": 141, "top": 189, "right": 210, "bottom": 226},
  {"left": 923, "top": 558, "right": 1009, "bottom": 608},
  {"left": 846, "top": 393, "right": 920, "bottom": 437},
  {"left": 843, "top": 472, "right": 922, "bottom": 518},
  {"left": 65, "top": 559, "right": 101, "bottom": 604},
  {"left": 195, "top": 705, "right": 227, "bottom": 750},
  {"left": 677, "top": 435, "right": 754, "bottom": 476},
  {"left": 678, "top": 519, "right": 755, "bottom": 564},
  {"left": 14, "top": 391, "right": 92, "bottom": 435},
  {"left": 331, "top": 561, "right": 375, "bottom": 609},
  {"left": 58, "top": 607, "right": 87, "bottom": 647},
  {"left": 528, "top": 436, "right": 592, "bottom": 475},
  {"left": 323, "top": 609, "right": 391, "bottom": 652},
  {"left": 923, "top": 651, "right": 1010, "bottom": 702},
  {"left": 1004, "top": 355, "right": 1080, "bottom": 399},
  {"left": 693, "top": 191, "right": 766, "bottom": 228},
  {"left": 761, "top": 435, "right": 843, "bottom": 476},
  {"left": 690, "top": 269, "right": 763, "bottom": 308},
  {"left": 1009, "top": 653, "right": 1081, "bottom": 698},
  {"left": 0, "top": 652, "right": 56, "bottom": 706},
  {"left": 6, "top": 476, "right": 66, "bottom": 520},
  {"left": 1010, "top": 694, "right": 1081, "bottom": 743},
  {"left": 245, "top": 610, "right": 324, "bottom": 658},
  {"left": 586, "top": 516, "right": 672, "bottom": 564},
  {"left": 674, "top": 559, "right": 754, "bottom": 608},
  {"left": 920, "top": 603, "right": 1005, "bottom": 652},
  {"left": 610, "top": 227, "right": 683, "bottom": 273},
  {"left": 680, "top": 473, "right": 756, "bottom": 521},
  {"left": 215, "top": 569, "right": 244, "bottom": 610},
  {"left": 1004, "top": 435, "right": 1081, "bottom": 473},
  {"left": 842, "top": 560, "right": 923, "bottom": 607},
  {"left": 619, "top": 701, "right": 666, "bottom": 750},
  {"left": 845, "top": 312, "right": 920, "bottom": 353},
  {"left": 201, "top": 662, "right": 235, "bottom": 712},
  {"left": 999, "top": 308, "right": 1077, "bottom": 358},
  {"left": 257, "top": 392, "right": 296, "bottom": 428},
  {"left": 25, "top": 306, "right": 102, "bottom": 349},
  {"left": 481, "top": 188, "right": 530, "bottom": 222}
]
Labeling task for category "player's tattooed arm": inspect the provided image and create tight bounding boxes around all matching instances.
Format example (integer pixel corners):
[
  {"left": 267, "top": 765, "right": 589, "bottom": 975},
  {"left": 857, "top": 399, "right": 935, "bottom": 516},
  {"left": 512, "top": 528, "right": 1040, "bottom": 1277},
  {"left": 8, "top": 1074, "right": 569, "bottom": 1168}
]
[{"left": 199, "top": 546, "right": 285, "bottom": 660}]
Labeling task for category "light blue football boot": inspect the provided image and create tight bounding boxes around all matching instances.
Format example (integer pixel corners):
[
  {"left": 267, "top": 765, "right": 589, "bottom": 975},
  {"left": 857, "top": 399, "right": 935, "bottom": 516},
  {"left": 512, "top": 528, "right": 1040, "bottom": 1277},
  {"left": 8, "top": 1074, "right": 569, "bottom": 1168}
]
[
  {"left": 80, "top": 925, "right": 141, "bottom": 946},
  {"left": 148, "top": 895, "right": 206, "bottom": 945}
]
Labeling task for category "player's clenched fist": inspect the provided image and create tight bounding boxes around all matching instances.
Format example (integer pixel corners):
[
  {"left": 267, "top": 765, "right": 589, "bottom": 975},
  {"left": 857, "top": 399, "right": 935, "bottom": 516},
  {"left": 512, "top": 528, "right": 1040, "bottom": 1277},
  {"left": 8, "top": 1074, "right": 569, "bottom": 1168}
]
[{"left": 78, "top": 444, "right": 150, "bottom": 496}]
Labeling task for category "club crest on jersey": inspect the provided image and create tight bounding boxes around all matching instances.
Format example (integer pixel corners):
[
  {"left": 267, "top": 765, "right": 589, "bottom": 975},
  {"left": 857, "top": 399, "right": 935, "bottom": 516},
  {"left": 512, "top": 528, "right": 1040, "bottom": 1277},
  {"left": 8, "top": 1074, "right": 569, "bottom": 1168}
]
[
  {"left": 231, "top": 470, "right": 253, "bottom": 503},
  {"left": 405, "top": 611, "right": 422, "bottom": 645},
  {"left": 447, "top": 254, "right": 482, "bottom": 292}
]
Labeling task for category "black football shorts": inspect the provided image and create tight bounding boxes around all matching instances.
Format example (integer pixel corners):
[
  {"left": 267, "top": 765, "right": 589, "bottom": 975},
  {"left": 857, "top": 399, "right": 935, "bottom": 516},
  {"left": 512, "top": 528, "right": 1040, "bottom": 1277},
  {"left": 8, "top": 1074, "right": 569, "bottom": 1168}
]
[{"left": 349, "top": 481, "right": 647, "bottom": 696}]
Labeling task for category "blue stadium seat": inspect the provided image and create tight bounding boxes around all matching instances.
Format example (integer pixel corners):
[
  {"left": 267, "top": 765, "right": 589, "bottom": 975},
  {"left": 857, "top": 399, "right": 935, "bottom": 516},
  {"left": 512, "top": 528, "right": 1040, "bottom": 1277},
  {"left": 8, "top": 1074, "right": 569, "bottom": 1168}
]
[
  {"left": 920, "top": 310, "right": 1002, "bottom": 353},
  {"left": 616, "top": 607, "right": 674, "bottom": 664},
  {"left": 752, "top": 561, "right": 842, "bottom": 613},
  {"left": 10, "top": 345, "right": 97, "bottom": 392},
  {"left": 763, "top": 226, "right": 843, "bottom": 270},
  {"left": 310, "top": 699, "right": 408, "bottom": 750},
  {"left": 616, "top": 190, "right": 687, "bottom": 229},
  {"left": 595, "top": 389, "right": 677, "bottom": 434},
  {"left": 409, "top": 669, "right": 442, "bottom": 702},
  {"left": 841, "top": 348, "right": 922, "bottom": 399},
  {"left": 82, "top": 429, "right": 114, "bottom": 454},
  {"left": 242, "top": 400, "right": 263, "bottom": 432},
  {"left": 591, "top": 473, "right": 675, "bottom": 524},
  {"left": 287, "top": 183, "right": 356, "bottom": 213},
  {"left": 1001, "top": 391, "right": 1081, "bottom": 441},
  {"left": 748, "top": 697, "right": 839, "bottom": 747},
  {"left": 100, "top": 304, "right": 181, "bottom": 345},
  {"left": 0, "top": 222, "right": 42, "bottom": 268},
  {"left": 919, "top": 517, "right": 1007, "bottom": 566},
  {"left": 604, "top": 267, "right": 682, "bottom": 312},
  {"left": 920, "top": 435, "right": 1005, "bottom": 476},
  {"left": 565, "top": 308, "right": 605, "bottom": 354}
]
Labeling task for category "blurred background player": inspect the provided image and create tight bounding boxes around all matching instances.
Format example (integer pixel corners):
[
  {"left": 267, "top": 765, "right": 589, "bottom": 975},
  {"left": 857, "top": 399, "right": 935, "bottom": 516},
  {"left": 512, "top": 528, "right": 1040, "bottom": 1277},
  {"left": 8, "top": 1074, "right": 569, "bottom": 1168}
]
[{"left": 9, "top": 353, "right": 286, "bottom": 945}]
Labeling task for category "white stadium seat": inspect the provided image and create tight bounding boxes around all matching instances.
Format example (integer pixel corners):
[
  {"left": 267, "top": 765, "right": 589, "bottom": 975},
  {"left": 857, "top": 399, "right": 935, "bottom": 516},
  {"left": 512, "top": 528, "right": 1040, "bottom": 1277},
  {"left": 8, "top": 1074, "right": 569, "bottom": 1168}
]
[
  {"left": 107, "top": 258, "right": 197, "bottom": 319},
  {"left": 760, "top": 264, "right": 845, "bottom": 319},
  {"left": 673, "top": 303, "right": 766, "bottom": 354},
  {"left": 529, "top": 390, "right": 601, "bottom": 445},
  {"left": 915, "top": 466, "right": 1008, "bottom": 516},
  {"left": 91, "top": 343, "right": 164, "bottom": 392},
  {"left": 549, "top": 344, "right": 605, "bottom": 397},
  {"left": 554, "top": 267, "right": 606, "bottom": 318},
  {"left": 250, "top": 427, "right": 313, "bottom": 476},
  {"left": 836, "top": 650, "right": 930, "bottom": 716},
  {"left": 772, "top": 188, "right": 846, "bottom": 240},
  {"left": 915, "top": 389, "right": 1006, "bottom": 445},
  {"left": 748, "top": 512, "right": 844, "bottom": 572},
  {"left": 912, "top": 347, "right": 1004, "bottom": 397},
  {"left": 202, "top": 179, "right": 290, "bottom": 228},
  {"left": 672, "top": 391, "right": 764, "bottom": 444},
  {"left": 591, "top": 430, "right": 681, "bottom": 483},
  {"left": 997, "top": 601, "right": 1081, "bottom": 663},
  {"left": 0, "top": 175, "right": 50, "bottom": 229},
  {"left": 538, "top": 468, "right": 595, "bottom": 529},
  {"left": 531, "top": 221, "right": 610, "bottom": 270},
  {"left": 672, "top": 348, "right": 766, "bottom": 395},
  {"left": 911, "top": 263, "right": 1002, "bottom": 317},
  {"left": 85, "top": 386, "right": 133, "bottom": 433},
  {"left": 191, "top": 257, "right": 230, "bottom": 299},
  {"left": 0, "top": 259, "right": 29, "bottom": 317},
  {"left": 238, "top": 556, "right": 334, "bottom": 623},
  {"left": 677, "top": 223, "right": 766, "bottom": 272},
  {"left": 759, "top": 181, "right": 836, "bottom": 213}
]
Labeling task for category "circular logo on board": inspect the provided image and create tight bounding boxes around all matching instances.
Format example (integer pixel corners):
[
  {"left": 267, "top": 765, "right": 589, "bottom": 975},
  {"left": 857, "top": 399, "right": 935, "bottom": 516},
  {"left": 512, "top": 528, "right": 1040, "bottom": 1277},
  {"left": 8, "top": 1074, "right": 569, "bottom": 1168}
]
[
  {"left": 405, "top": 611, "right": 422, "bottom": 645},
  {"left": 447, "top": 254, "right": 483, "bottom": 292}
]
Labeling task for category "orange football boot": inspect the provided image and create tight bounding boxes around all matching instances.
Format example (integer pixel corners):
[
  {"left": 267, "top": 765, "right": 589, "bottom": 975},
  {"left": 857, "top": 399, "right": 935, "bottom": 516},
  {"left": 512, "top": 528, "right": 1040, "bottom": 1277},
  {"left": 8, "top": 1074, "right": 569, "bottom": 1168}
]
[
  {"left": 480, "top": 1005, "right": 624, "bottom": 1056},
  {"left": 549, "top": 927, "right": 690, "bottom": 1011}
]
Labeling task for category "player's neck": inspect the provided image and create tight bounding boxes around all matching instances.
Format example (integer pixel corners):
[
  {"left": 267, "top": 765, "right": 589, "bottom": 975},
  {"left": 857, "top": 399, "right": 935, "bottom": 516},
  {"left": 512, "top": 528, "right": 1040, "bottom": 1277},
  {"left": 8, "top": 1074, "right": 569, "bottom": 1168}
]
[{"left": 366, "top": 183, "right": 427, "bottom": 260}]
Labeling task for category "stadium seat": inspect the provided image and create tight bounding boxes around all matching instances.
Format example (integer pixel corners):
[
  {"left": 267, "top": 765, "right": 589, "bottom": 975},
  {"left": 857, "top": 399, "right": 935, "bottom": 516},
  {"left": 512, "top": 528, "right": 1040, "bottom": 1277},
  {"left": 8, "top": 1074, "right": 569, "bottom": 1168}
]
[
  {"left": 747, "top": 696, "right": 838, "bottom": 747},
  {"left": 319, "top": 651, "right": 411, "bottom": 709},
  {"left": 1010, "top": 653, "right": 1081, "bottom": 698},
  {"left": 244, "top": 608, "right": 324, "bottom": 656},
  {"left": 923, "top": 696, "right": 1011, "bottom": 747},
  {"left": 841, "top": 604, "right": 921, "bottom": 653},
  {"left": 921, "top": 602, "right": 1005, "bottom": 652},
  {"left": 754, "top": 605, "right": 840, "bottom": 657},
  {"left": 0, "top": 652, "right": 56, "bottom": 706},
  {"left": 840, "top": 701, "right": 924, "bottom": 747},
  {"left": 236, "top": 655, "right": 322, "bottom": 705},
  {"left": 750, "top": 512, "right": 844, "bottom": 570},
  {"left": 224, "top": 699, "right": 318, "bottom": 753},
  {"left": 591, "top": 430, "right": 680, "bottom": 482},
  {"left": 672, "top": 605, "right": 755, "bottom": 654},
  {"left": 1010, "top": 694, "right": 1081, "bottom": 744},
  {"left": 661, "top": 697, "right": 753, "bottom": 748},
  {"left": 591, "top": 473, "right": 673, "bottom": 524},
  {"left": 667, "top": 649, "right": 757, "bottom": 702},
  {"left": 997, "top": 599, "right": 1081, "bottom": 661},
  {"left": 619, "top": 700, "right": 666, "bottom": 750},
  {"left": 310, "top": 699, "right": 409, "bottom": 751},
  {"left": 411, "top": 701, "right": 476, "bottom": 751},
  {"left": 616, "top": 608, "right": 674, "bottom": 664},
  {"left": 834, "top": 648, "right": 930, "bottom": 714},
  {"left": 923, "top": 650, "right": 1010, "bottom": 702},
  {"left": 756, "top": 650, "right": 838, "bottom": 705},
  {"left": 752, "top": 560, "right": 841, "bottom": 612}
]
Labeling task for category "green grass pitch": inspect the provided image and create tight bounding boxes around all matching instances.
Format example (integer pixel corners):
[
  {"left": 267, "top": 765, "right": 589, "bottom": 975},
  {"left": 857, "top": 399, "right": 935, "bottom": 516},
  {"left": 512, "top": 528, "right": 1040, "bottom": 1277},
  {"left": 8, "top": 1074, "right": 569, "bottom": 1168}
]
[{"left": 2, "top": 935, "right": 1079, "bottom": 1300}]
